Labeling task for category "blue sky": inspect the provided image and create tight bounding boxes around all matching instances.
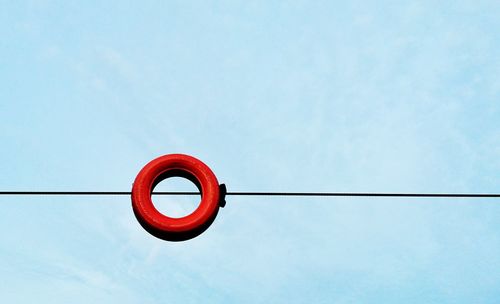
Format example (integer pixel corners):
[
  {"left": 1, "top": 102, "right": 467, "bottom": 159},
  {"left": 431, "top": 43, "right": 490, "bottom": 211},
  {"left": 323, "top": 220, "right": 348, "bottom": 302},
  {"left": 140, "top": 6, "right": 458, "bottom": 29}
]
[{"left": 1, "top": 1, "right": 499, "bottom": 303}]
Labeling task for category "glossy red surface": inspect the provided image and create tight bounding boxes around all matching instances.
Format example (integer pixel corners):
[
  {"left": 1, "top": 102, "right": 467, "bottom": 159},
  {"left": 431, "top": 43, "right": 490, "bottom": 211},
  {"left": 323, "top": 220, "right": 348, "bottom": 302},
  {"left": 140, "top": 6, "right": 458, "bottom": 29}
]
[{"left": 132, "top": 154, "right": 221, "bottom": 241}]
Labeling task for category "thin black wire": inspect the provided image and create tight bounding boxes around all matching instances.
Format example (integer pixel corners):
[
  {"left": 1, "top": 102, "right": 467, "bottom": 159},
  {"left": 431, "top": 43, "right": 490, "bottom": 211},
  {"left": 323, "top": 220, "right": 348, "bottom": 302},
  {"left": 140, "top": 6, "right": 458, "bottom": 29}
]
[{"left": 0, "top": 191, "right": 499, "bottom": 198}]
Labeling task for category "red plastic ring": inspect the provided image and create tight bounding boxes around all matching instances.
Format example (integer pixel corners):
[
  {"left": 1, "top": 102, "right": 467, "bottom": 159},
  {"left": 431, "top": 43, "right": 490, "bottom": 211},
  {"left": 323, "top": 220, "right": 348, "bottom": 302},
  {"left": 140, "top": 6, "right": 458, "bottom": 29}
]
[{"left": 132, "top": 154, "right": 222, "bottom": 241}]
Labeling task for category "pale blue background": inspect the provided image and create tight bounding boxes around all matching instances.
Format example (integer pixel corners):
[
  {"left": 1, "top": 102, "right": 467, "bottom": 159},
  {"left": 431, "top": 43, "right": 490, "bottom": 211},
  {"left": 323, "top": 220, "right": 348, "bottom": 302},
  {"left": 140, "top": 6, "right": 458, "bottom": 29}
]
[{"left": 1, "top": 1, "right": 499, "bottom": 303}]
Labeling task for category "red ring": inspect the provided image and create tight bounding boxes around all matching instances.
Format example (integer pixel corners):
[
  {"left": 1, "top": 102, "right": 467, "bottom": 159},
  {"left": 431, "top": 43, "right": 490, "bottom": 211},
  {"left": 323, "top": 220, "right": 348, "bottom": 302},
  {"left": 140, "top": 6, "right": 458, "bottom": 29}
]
[{"left": 132, "top": 154, "right": 221, "bottom": 241}]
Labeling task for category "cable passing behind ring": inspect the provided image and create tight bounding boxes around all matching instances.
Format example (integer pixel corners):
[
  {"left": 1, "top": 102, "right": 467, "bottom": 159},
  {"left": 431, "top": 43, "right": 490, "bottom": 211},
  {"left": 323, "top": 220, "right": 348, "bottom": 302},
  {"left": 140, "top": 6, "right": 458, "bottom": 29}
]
[{"left": 131, "top": 154, "right": 226, "bottom": 241}]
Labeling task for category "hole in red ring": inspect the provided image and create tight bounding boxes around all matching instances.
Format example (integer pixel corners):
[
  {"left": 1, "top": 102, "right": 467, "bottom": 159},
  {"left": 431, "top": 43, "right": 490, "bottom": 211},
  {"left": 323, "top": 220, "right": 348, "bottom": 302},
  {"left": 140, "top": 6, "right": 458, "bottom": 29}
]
[{"left": 151, "top": 176, "right": 201, "bottom": 218}]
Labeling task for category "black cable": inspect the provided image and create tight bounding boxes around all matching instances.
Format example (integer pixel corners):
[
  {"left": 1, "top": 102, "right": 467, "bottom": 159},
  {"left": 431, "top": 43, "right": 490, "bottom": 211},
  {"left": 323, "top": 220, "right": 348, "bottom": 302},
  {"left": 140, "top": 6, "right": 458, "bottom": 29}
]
[
  {"left": 0, "top": 191, "right": 498, "bottom": 197},
  {"left": 228, "top": 192, "right": 500, "bottom": 197}
]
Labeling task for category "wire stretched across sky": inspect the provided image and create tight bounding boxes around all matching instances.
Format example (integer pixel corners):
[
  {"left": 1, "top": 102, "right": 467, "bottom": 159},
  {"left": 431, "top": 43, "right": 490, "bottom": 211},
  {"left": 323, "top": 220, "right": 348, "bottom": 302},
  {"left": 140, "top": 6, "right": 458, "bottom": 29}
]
[{"left": 0, "top": 191, "right": 499, "bottom": 198}]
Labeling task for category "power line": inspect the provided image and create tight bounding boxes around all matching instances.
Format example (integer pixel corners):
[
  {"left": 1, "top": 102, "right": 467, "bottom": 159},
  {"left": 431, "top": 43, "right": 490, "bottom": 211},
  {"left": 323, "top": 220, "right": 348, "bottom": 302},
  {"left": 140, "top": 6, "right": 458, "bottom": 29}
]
[
  {"left": 0, "top": 191, "right": 499, "bottom": 198},
  {"left": 227, "top": 192, "right": 500, "bottom": 198}
]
